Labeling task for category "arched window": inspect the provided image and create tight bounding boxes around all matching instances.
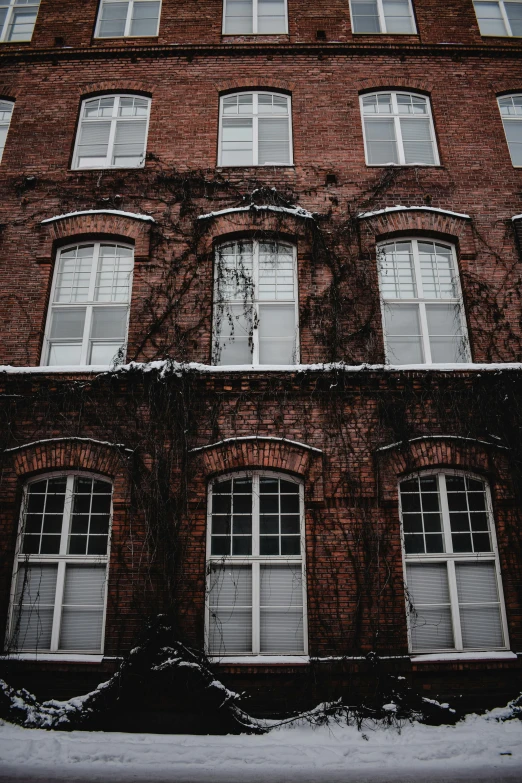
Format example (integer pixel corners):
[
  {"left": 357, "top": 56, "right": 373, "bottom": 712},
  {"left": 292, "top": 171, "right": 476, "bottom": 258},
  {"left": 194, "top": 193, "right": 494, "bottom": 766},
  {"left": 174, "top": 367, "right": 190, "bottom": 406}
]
[
  {"left": 213, "top": 239, "right": 299, "bottom": 366},
  {"left": 8, "top": 473, "right": 112, "bottom": 653},
  {"left": 378, "top": 238, "right": 469, "bottom": 364},
  {"left": 42, "top": 242, "right": 134, "bottom": 367},
  {"left": 0, "top": 100, "right": 14, "bottom": 162},
  {"left": 349, "top": 0, "right": 416, "bottom": 34},
  {"left": 95, "top": 0, "right": 161, "bottom": 38},
  {"left": 400, "top": 473, "right": 508, "bottom": 653},
  {"left": 218, "top": 91, "right": 293, "bottom": 166},
  {"left": 473, "top": 1, "right": 522, "bottom": 37},
  {"left": 360, "top": 91, "right": 439, "bottom": 166},
  {"left": 72, "top": 94, "right": 151, "bottom": 170},
  {"left": 498, "top": 94, "right": 522, "bottom": 167},
  {"left": 206, "top": 472, "right": 306, "bottom": 656},
  {"left": 222, "top": 0, "right": 288, "bottom": 34},
  {"left": 0, "top": 0, "right": 41, "bottom": 42}
]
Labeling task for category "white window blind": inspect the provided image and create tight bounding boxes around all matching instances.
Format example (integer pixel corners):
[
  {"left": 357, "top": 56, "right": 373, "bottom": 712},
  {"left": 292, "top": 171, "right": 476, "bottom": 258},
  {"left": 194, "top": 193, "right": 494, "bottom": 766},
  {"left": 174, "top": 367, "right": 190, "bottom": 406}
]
[
  {"left": 44, "top": 243, "right": 133, "bottom": 367},
  {"left": 361, "top": 92, "right": 439, "bottom": 166},
  {"left": 0, "top": 100, "right": 14, "bottom": 162},
  {"left": 401, "top": 473, "right": 508, "bottom": 653},
  {"left": 73, "top": 95, "right": 150, "bottom": 170},
  {"left": 219, "top": 92, "right": 292, "bottom": 166},
  {"left": 350, "top": 0, "right": 416, "bottom": 34},
  {"left": 96, "top": 0, "right": 161, "bottom": 38},
  {"left": 9, "top": 475, "right": 112, "bottom": 653},
  {"left": 213, "top": 240, "right": 298, "bottom": 366},
  {"left": 378, "top": 239, "right": 468, "bottom": 364},
  {"left": 473, "top": 1, "right": 522, "bottom": 36},
  {"left": 223, "top": 0, "right": 287, "bottom": 34},
  {"left": 207, "top": 473, "right": 306, "bottom": 656},
  {"left": 0, "top": 0, "right": 41, "bottom": 42},
  {"left": 498, "top": 95, "right": 522, "bottom": 166}
]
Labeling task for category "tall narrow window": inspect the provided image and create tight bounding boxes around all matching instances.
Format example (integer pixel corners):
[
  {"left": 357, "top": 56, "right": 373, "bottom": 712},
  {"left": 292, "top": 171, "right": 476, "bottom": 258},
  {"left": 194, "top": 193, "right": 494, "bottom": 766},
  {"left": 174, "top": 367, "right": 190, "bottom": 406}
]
[
  {"left": 400, "top": 473, "right": 508, "bottom": 653},
  {"left": 473, "top": 1, "right": 522, "bottom": 36},
  {"left": 223, "top": 0, "right": 287, "bottom": 34},
  {"left": 43, "top": 242, "right": 134, "bottom": 367},
  {"left": 219, "top": 91, "right": 292, "bottom": 166},
  {"left": 73, "top": 95, "right": 151, "bottom": 170},
  {"left": 498, "top": 94, "right": 522, "bottom": 166},
  {"left": 378, "top": 239, "right": 468, "bottom": 364},
  {"left": 0, "top": 100, "right": 13, "bottom": 162},
  {"left": 360, "top": 91, "right": 439, "bottom": 166},
  {"left": 207, "top": 472, "right": 306, "bottom": 656},
  {"left": 350, "top": 0, "right": 416, "bottom": 34},
  {"left": 95, "top": 0, "right": 161, "bottom": 38},
  {"left": 213, "top": 239, "right": 298, "bottom": 366},
  {"left": 8, "top": 474, "right": 111, "bottom": 653},
  {"left": 0, "top": 0, "right": 41, "bottom": 42}
]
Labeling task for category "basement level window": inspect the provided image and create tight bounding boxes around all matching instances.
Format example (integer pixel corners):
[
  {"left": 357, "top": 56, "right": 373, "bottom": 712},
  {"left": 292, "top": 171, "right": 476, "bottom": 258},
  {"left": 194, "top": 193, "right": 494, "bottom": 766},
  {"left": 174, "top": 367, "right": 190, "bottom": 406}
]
[
  {"left": 222, "top": 0, "right": 288, "bottom": 34},
  {"left": 0, "top": 0, "right": 41, "bottom": 42},
  {"left": 473, "top": 0, "right": 522, "bottom": 37},
  {"left": 349, "top": 0, "right": 417, "bottom": 34},
  {"left": 95, "top": 0, "right": 161, "bottom": 38}
]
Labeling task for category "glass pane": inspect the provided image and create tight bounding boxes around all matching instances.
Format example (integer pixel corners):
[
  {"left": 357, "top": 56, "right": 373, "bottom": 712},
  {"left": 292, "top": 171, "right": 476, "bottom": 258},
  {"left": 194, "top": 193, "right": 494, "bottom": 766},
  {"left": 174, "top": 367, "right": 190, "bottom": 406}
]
[
  {"left": 215, "top": 304, "right": 253, "bottom": 365},
  {"left": 59, "top": 608, "right": 104, "bottom": 651},
  {"left": 130, "top": 1, "right": 160, "bottom": 36},
  {"left": 365, "top": 118, "right": 398, "bottom": 163},
  {"left": 383, "top": 0, "right": 415, "bottom": 32},
  {"left": 89, "top": 342, "right": 123, "bottom": 365},
  {"left": 474, "top": 2, "right": 508, "bottom": 35},
  {"left": 258, "top": 117, "right": 290, "bottom": 164},
  {"left": 503, "top": 120, "right": 522, "bottom": 165},
  {"left": 209, "top": 609, "right": 252, "bottom": 653},
  {"left": 384, "top": 304, "right": 423, "bottom": 364},
  {"left": 379, "top": 241, "right": 415, "bottom": 299},
  {"left": 221, "top": 117, "right": 253, "bottom": 165},
  {"left": 257, "top": 0, "right": 286, "bottom": 33},
  {"left": 13, "top": 564, "right": 58, "bottom": 651},
  {"left": 55, "top": 248, "right": 94, "bottom": 303},
  {"left": 456, "top": 563, "right": 503, "bottom": 648},
  {"left": 406, "top": 563, "right": 454, "bottom": 650},
  {"left": 224, "top": 0, "right": 253, "bottom": 33},
  {"left": 47, "top": 343, "right": 83, "bottom": 366},
  {"left": 90, "top": 307, "right": 127, "bottom": 339},
  {"left": 7, "top": 9, "right": 37, "bottom": 41},
  {"left": 208, "top": 565, "right": 252, "bottom": 653},
  {"left": 351, "top": 0, "right": 381, "bottom": 33},
  {"left": 419, "top": 242, "right": 456, "bottom": 298},
  {"left": 98, "top": 1, "right": 127, "bottom": 36},
  {"left": 426, "top": 304, "right": 466, "bottom": 363},
  {"left": 400, "top": 117, "right": 435, "bottom": 164}
]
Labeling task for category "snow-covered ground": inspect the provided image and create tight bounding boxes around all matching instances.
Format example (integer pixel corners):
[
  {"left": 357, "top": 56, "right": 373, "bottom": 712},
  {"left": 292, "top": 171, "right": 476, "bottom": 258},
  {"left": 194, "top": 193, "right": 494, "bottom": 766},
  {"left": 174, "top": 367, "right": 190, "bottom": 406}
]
[{"left": 0, "top": 709, "right": 521, "bottom": 783}]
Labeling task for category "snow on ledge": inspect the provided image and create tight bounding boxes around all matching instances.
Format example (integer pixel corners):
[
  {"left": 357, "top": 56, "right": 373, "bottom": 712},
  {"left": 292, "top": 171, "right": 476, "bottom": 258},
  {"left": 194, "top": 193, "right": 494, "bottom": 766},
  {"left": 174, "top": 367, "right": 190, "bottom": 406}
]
[
  {"left": 190, "top": 435, "right": 322, "bottom": 454},
  {"left": 210, "top": 655, "right": 310, "bottom": 664},
  {"left": 41, "top": 209, "right": 156, "bottom": 224},
  {"left": 0, "top": 653, "right": 104, "bottom": 663},
  {"left": 411, "top": 651, "right": 517, "bottom": 663},
  {"left": 3, "top": 436, "right": 134, "bottom": 454},
  {"left": 197, "top": 203, "right": 316, "bottom": 221},
  {"left": 376, "top": 434, "right": 508, "bottom": 452},
  {"left": 357, "top": 205, "right": 471, "bottom": 220},
  {"left": 512, "top": 214, "right": 522, "bottom": 222}
]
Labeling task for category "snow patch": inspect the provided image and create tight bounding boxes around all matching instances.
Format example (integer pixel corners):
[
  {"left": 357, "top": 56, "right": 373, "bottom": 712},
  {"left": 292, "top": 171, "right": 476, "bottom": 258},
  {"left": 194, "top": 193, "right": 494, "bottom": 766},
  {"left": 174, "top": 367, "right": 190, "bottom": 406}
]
[
  {"left": 411, "top": 651, "right": 518, "bottom": 663},
  {"left": 376, "top": 434, "right": 509, "bottom": 453},
  {"left": 190, "top": 436, "right": 322, "bottom": 454},
  {"left": 3, "top": 436, "right": 134, "bottom": 454},
  {"left": 357, "top": 205, "right": 471, "bottom": 220},
  {"left": 41, "top": 209, "right": 156, "bottom": 224},
  {"left": 197, "top": 203, "right": 316, "bottom": 221}
]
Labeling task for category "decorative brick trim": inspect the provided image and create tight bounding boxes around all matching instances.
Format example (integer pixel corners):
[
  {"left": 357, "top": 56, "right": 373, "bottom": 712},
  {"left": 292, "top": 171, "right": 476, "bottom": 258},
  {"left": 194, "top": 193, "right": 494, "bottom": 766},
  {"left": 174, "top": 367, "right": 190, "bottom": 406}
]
[
  {"left": 214, "top": 77, "right": 294, "bottom": 94},
  {"left": 6, "top": 437, "right": 130, "bottom": 480},
  {"left": 358, "top": 78, "right": 433, "bottom": 95},
  {"left": 78, "top": 81, "right": 155, "bottom": 99},
  {"left": 191, "top": 436, "right": 324, "bottom": 502},
  {"left": 196, "top": 209, "right": 308, "bottom": 255},
  {"left": 0, "top": 84, "right": 20, "bottom": 101},
  {"left": 37, "top": 212, "right": 152, "bottom": 263},
  {"left": 493, "top": 80, "right": 522, "bottom": 97}
]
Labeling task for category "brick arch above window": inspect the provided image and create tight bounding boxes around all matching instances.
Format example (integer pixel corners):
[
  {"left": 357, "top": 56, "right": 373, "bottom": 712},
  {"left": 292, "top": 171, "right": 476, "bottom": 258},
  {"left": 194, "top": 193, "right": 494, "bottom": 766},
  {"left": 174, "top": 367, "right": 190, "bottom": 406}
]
[
  {"left": 0, "top": 83, "right": 19, "bottom": 102},
  {"left": 374, "top": 435, "right": 513, "bottom": 503},
  {"left": 358, "top": 79, "right": 434, "bottom": 96},
  {"left": 77, "top": 81, "right": 155, "bottom": 100},
  {"left": 190, "top": 436, "right": 324, "bottom": 502},
  {"left": 214, "top": 77, "right": 294, "bottom": 94},
  {"left": 37, "top": 210, "right": 153, "bottom": 263}
]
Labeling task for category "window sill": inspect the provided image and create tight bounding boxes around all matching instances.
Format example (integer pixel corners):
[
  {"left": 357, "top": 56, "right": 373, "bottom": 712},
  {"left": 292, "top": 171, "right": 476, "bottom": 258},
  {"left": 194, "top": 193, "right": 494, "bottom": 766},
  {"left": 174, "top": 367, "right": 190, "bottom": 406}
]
[
  {"left": 1, "top": 653, "right": 104, "bottom": 663},
  {"left": 93, "top": 36, "right": 159, "bottom": 41},
  {"left": 366, "top": 163, "right": 441, "bottom": 168},
  {"left": 411, "top": 651, "right": 517, "bottom": 663},
  {"left": 210, "top": 655, "right": 309, "bottom": 664},
  {"left": 221, "top": 33, "right": 289, "bottom": 37},
  {"left": 216, "top": 165, "right": 295, "bottom": 169},
  {"left": 351, "top": 32, "right": 419, "bottom": 36},
  {"left": 71, "top": 165, "right": 145, "bottom": 172}
]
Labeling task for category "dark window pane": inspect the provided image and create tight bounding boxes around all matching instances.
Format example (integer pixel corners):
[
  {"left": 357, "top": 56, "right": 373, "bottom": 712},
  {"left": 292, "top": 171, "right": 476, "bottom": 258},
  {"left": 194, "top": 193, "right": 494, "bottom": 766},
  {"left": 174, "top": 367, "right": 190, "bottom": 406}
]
[
  {"left": 71, "top": 514, "right": 89, "bottom": 534},
  {"left": 280, "top": 479, "right": 299, "bottom": 494},
  {"left": 45, "top": 493, "right": 66, "bottom": 514},
  {"left": 211, "top": 536, "right": 230, "bottom": 556},
  {"left": 403, "top": 513, "right": 423, "bottom": 533},
  {"left": 233, "top": 477, "right": 252, "bottom": 493},
  {"left": 212, "top": 495, "right": 231, "bottom": 514},
  {"left": 24, "top": 514, "right": 43, "bottom": 534},
  {"left": 22, "top": 535, "right": 40, "bottom": 554},
  {"left": 468, "top": 493, "right": 486, "bottom": 511},
  {"left": 260, "top": 515, "right": 279, "bottom": 534},
  {"left": 281, "top": 495, "right": 299, "bottom": 513},
  {"left": 421, "top": 493, "right": 440, "bottom": 512},
  {"left": 400, "top": 479, "right": 418, "bottom": 492},
  {"left": 260, "top": 478, "right": 278, "bottom": 493},
  {"left": 452, "top": 533, "right": 473, "bottom": 553},
  {"left": 48, "top": 478, "right": 67, "bottom": 493},
  {"left": 232, "top": 536, "right": 252, "bottom": 555},
  {"left": 260, "top": 536, "right": 280, "bottom": 555},
  {"left": 29, "top": 480, "right": 47, "bottom": 494},
  {"left": 419, "top": 476, "right": 438, "bottom": 492},
  {"left": 90, "top": 515, "right": 110, "bottom": 535},
  {"left": 212, "top": 516, "right": 231, "bottom": 535},
  {"left": 471, "top": 512, "right": 489, "bottom": 532},
  {"left": 87, "top": 535, "right": 109, "bottom": 555},
  {"left": 281, "top": 515, "right": 300, "bottom": 534},
  {"left": 425, "top": 534, "right": 444, "bottom": 553},
  {"left": 466, "top": 477, "right": 484, "bottom": 492},
  {"left": 73, "top": 494, "right": 91, "bottom": 514},
  {"left": 27, "top": 494, "right": 45, "bottom": 513},
  {"left": 233, "top": 495, "right": 252, "bottom": 513},
  {"left": 93, "top": 479, "right": 111, "bottom": 494},
  {"left": 404, "top": 534, "right": 425, "bottom": 554},
  {"left": 447, "top": 492, "right": 467, "bottom": 511},
  {"left": 423, "top": 513, "right": 442, "bottom": 532},
  {"left": 260, "top": 495, "right": 278, "bottom": 513},
  {"left": 401, "top": 494, "right": 421, "bottom": 512},
  {"left": 233, "top": 515, "right": 252, "bottom": 534},
  {"left": 450, "top": 513, "right": 470, "bottom": 532},
  {"left": 91, "top": 494, "right": 111, "bottom": 514},
  {"left": 40, "top": 535, "right": 61, "bottom": 554},
  {"left": 445, "top": 475, "right": 465, "bottom": 492},
  {"left": 213, "top": 479, "right": 232, "bottom": 494},
  {"left": 473, "top": 533, "right": 492, "bottom": 552},
  {"left": 281, "top": 536, "right": 300, "bottom": 555},
  {"left": 69, "top": 535, "right": 87, "bottom": 555},
  {"left": 42, "top": 514, "right": 63, "bottom": 534},
  {"left": 75, "top": 477, "right": 93, "bottom": 493}
]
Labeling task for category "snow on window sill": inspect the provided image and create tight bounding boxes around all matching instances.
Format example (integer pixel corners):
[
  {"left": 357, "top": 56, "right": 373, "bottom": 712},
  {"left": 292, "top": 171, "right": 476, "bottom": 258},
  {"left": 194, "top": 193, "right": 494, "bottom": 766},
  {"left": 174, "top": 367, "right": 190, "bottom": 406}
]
[
  {"left": 1, "top": 653, "right": 104, "bottom": 663},
  {"left": 210, "top": 655, "right": 310, "bottom": 664},
  {"left": 411, "top": 651, "right": 517, "bottom": 663}
]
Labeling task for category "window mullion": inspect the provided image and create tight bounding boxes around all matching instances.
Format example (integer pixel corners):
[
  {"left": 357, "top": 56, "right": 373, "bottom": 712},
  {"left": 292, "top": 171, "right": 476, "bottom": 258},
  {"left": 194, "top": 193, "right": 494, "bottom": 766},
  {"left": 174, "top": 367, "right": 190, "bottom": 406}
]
[
  {"left": 418, "top": 303, "right": 430, "bottom": 363},
  {"left": 107, "top": 101, "right": 119, "bottom": 166},
  {"left": 447, "top": 559, "right": 462, "bottom": 650},
  {"left": 377, "top": 0, "right": 386, "bottom": 32},
  {"left": 252, "top": 560, "right": 260, "bottom": 654},
  {"left": 252, "top": 472, "right": 260, "bottom": 555},
  {"left": 252, "top": 94, "right": 259, "bottom": 165},
  {"left": 252, "top": 242, "right": 260, "bottom": 364},
  {"left": 50, "top": 560, "right": 66, "bottom": 651},
  {"left": 253, "top": 0, "right": 258, "bottom": 33},
  {"left": 59, "top": 475, "right": 75, "bottom": 556},
  {"left": 81, "top": 306, "right": 94, "bottom": 365},
  {"left": 438, "top": 475, "right": 453, "bottom": 554},
  {"left": 124, "top": 1, "right": 133, "bottom": 37},
  {"left": 499, "top": 1, "right": 513, "bottom": 35}
]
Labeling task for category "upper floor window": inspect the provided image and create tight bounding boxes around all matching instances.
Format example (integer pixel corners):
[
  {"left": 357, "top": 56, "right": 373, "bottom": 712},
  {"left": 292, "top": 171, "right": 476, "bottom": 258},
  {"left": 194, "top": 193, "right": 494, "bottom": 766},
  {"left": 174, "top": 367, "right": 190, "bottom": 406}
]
[
  {"left": 350, "top": 0, "right": 416, "bottom": 34},
  {"left": 400, "top": 473, "right": 508, "bottom": 653},
  {"left": 72, "top": 95, "right": 151, "bottom": 170},
  {"left": 223, "top": 0, "right": 288, "bottom": 34},
  {"left": 0, "top": 0, "right": 41, "bottom": 42},
  {"left": 498, "top": 94, "right": 522, "bottom": 166},
  {"left": 378, "top": 239, "right": 469, "bottom": 365},
  {"left": 360, "top": 91, "right": 439, "bottom": 166},
  {"left": 95, "top": 0, "right": 161, "bottom": 38},
  {"left": 42, "top": 242, "right": 134, "bottom": 367},
  {"left": 473, "top": 1, "right": 522, "bottom": 36},
  {"left": 213, "top": 239, "right": 298, "bottom": 366},
  {"left": 8, "top": 474, "right": 111, "bottom": 653},
  {"left": 219, "top": 91, "right": 292, "bottom": 166},
  {"left": 207, "top": 472, "right": 306, "bottom": 656},
  {"left": 0, "top": 100, "right": 13, "bottom": 161}
]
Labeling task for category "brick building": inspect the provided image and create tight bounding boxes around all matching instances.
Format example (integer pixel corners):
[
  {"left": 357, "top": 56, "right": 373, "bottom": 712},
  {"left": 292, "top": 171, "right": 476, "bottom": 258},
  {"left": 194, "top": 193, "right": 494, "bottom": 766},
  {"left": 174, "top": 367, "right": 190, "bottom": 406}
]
[{"left": 1, "top": 0, "right": 522, "bottom": 714}]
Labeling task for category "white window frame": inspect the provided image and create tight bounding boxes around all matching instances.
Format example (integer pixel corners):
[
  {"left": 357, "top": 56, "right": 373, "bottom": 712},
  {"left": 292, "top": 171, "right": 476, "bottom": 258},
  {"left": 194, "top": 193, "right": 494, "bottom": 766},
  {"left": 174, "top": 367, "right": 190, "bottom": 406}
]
[
  {"left": 205, "top": 471, "right": 307, "bottom": 657},
  {"left": 497, "top": 93, "right": 522, "bottom": 167},
  {"left": 0, "top": 0, "right": 41, "bottom": 43},
  {"left": 7, "top": 472, "right": 112, "bottom": 655},
  {"left": 41, "top": 241, "right": 134, "bottom": 368},
  {"left": 95, "top": 0, "right": 161, "bottom": 39},
  {"left": 377, "top": 237, "right": 470, "bottom": 365},
  {"left": 212, "top": 239, "right": 300, "bottom": 366},
  {"left": 473, "top": 0, "right": 522, "bottom": 37},
  {"left": 349, "top": 0, "right": 417, "bottom": 35},
  {"left": 218, "top": 91, "right": 293, "bottom": 167},
  {"left": 360, "top": 91, "right": 440, "bottom": 167},
  {"left": 0, "top": 99, "right": 14, "bottom": 162},
  {"left": 72, "top": 94, "right": 151, "bottom": 171},
  {"left": 222, "top": 0, "right": 288, "bottom": 35},
  {"left": 400, "top": 471, "right": 509, "bottom": 654}
]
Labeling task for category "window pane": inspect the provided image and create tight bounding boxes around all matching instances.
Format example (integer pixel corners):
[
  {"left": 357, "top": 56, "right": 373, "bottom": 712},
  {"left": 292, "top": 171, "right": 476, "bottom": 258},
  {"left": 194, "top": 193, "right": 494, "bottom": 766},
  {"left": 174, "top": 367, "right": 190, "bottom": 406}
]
[
  {"left": 12, "top": 564, "right": 58, "bottom": 651},
  {"left": 400, "top": 117, "right": 435, "bottom": 164},
  {"left": 418, "top": 242, "right": 456, "bottom": 298},
  {"left": 130, "top": 1, "right": 160, "bottom": 36},
  {"left": 364, "top": 118, "right": 398, "bottom": 163},
  {"left": 214, "top": 304, "right": 253, "bottom": 365},
  {"left": 351, "top": 0, "right": 381, "bottom": 32},
  {"left": 7, "top": 9, "right": 37, "bottom": 40},
  {"left": 112, "top": 118, "right": 147, "bottom": 166},
  {"left": 90, "top": 307, "right": 127, "bottom": 339},
  {"left": 383, "top": 0, "right": 414, "bottom": 32},
  {"left": 49, "top": 308, "right": 86, "bottom": 340},
  {"left": 379, "top": 241, "right": 416, "bottom": 299},
  {"left": 474, "top": 2, "right": 508, "bottom": 35},
  {"left": 259, "top": 304, "right": 296, "bottom": 364},
  {"left": 76, "top": 121, "right": 112, "bottom": 166},
  {"left": 208, "top": 565, "right": 252, "bottom": 654},
  {"left": 98, "top": 1, "right": 128, "bottom": 36},
  {"left": 60, "top": 564, "right": 107, "bottom": 652},
  {"left": 456, "top": 563, "right": 504, "bottom": 648},
  {"left": 221, "top": 117, "right": 253, "bottom": 165},
  {"left": 406, "top": 563, "right": 454, "bottom": 650},
  {"left": 224, "top": 0, "right": 253, "bottom": 33},
  {"left": 47, "top": 343, "right": 83, "bottom": 366},
  {"left": 257, "top": 0, "right": 286, "bottom": 33},
  {"left": 260, "top": 565, "right": 303, "bottom": 653},
  {"left": 54, "top": 248, "right": 93, "bottom": 303},
  {"left": 258, "top": 117, "right": 290, "bottom": 164},
  {"left": 503, "top": 119, "right": 522, "bottom": 165},
  {"left": 96, "top": 245, "right": 133, "bottom": 302},
  {"left": 506, "top": 2, "right": 522, "bottom": 34},
  {"left": 89, "top": 342, "right": 123, "bottom": 365},
  {"left": 425, "top": 304, "right": 466, "bottom": 363},
  {"left": 384, "top": 304, "right": 423, "bottom": 364}
]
